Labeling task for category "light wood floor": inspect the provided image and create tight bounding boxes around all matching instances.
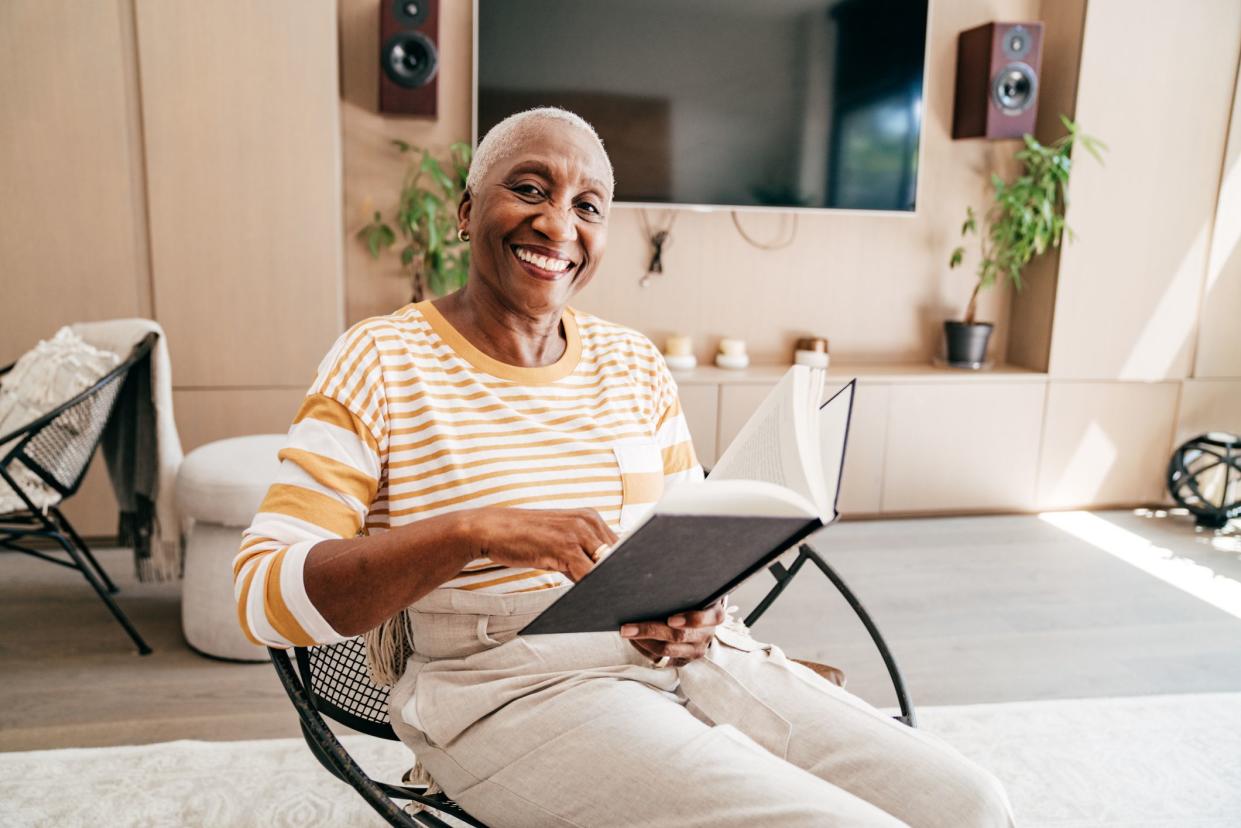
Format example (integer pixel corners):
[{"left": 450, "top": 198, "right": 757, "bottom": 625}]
[{"left": 3, "top": 510, "right": 1239, "bottom": 752}]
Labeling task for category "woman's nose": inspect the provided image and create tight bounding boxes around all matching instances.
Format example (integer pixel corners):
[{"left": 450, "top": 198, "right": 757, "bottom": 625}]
[{"left": 531, "top": 202, "right": 576, "bottom": 242}]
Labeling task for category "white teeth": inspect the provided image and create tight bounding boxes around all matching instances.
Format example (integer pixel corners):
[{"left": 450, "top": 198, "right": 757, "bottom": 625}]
[{"left": 516, "top": 246, "right": 569, "bottom": 272}]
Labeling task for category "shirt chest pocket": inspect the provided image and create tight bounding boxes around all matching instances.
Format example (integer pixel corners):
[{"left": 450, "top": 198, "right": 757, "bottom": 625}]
[{"left": 613, "top": 439, "right": 665, "bottom": 532}]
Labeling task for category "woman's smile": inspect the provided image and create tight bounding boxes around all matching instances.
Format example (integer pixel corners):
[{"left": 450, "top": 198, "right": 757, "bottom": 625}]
[{"left": 511, "top": 243, "right": 577, "bottom": 280}]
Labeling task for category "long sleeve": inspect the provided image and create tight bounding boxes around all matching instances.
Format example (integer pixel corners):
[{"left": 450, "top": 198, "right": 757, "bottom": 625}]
[{"left": 233, "top": 325, "right": 387, "bottom": 648}]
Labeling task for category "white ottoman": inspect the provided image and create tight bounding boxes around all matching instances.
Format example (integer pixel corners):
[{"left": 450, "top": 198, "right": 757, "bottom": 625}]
[{"left": 176, "top": 434, "right": 286, "bottom": 661}]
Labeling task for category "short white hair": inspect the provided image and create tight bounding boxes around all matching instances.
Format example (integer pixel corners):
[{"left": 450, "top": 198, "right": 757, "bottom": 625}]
[{"left": 467, "top": 107, "right": 614, "bottom": 196}]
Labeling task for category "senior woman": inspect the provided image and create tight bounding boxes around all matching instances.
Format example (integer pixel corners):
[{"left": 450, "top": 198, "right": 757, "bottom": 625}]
[{"left": 237, "top": 108, "right": 1013, "bottom": 827}]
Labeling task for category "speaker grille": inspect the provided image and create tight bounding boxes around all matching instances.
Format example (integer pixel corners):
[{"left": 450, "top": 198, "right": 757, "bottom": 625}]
[
  {"left": 1001, "top": 25, "right": 1032, "bottom": 60},
  {"left": 991, "top": 62, "right": 1038, "bottom": 115},
  {"left": 381, "top": 31, "right": 439, "bottom": 89}
]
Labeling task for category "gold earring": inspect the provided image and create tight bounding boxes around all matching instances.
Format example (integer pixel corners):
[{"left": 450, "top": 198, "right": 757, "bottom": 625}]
[{"left": 457, "top": 228, "right": 470, "bottom": 243}]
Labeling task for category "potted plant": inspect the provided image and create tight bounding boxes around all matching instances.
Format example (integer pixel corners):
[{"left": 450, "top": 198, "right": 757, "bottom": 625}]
[
  {"left": 359, "top": 140, "right": 472, "bottom": 302},
  {"left": 946, "top": 115, "right": 1105, "bottom": 366}
]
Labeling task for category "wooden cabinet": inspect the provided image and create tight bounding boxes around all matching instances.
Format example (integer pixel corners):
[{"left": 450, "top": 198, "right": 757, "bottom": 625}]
[
  {"left": 676, "top": 384, "right": 720, "bottom": 469},
  {"left": 837, "top": 384, "right": 889, "bottom": 516},
  {"left": 682, "top": 367, "right": 1053, "bottom": 516},
  {"left": 881, "top": 382, "right": 1046, "bottom": 513},
  {"left": 1037, "top": 381, "right": 1179, "bottom": 510}
]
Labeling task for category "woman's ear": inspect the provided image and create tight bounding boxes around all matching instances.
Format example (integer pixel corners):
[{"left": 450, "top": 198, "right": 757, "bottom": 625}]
[{"left": 457, "top": 191, "right": 473, "bottom": 233}]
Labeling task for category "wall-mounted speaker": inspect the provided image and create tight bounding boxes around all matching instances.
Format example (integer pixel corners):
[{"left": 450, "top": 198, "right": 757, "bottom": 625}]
[
  {"left": 379, "top": 0, "right": 439, "bottom": 117},
  {"left": 952, "top": 22, "right": 1043, "bottom": 140}
]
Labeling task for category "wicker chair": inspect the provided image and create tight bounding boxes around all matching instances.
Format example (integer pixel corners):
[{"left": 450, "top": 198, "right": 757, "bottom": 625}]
[
  {"left": 0, "top": 332, "right": 158, "bottom": 655},
  {"left": 269, "top": 541, "right": 915, "bottom": 827}
]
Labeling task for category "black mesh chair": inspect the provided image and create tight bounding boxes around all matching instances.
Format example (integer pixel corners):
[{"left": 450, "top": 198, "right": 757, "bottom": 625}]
[
  {"left": 269, "top": 541, "right": 915, "bottom": 827},
  {"left": 269, "top": 638, "right": 486, "bottom": 827},
  {"left": 0, "top": 332, "right": 158, "bottom": 655}
]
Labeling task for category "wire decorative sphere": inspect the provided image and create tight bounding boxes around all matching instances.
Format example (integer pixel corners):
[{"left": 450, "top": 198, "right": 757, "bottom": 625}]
[{"left": 1166, "top": 432, "right": 1241, "bottom": 529}]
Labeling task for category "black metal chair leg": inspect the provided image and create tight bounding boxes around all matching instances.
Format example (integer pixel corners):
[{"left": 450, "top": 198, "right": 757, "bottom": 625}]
[
  {"left": 800, "top": 545, "right": 917, "bottom": 728},
  {"left": 51, "top": 507, "right": 119, "bottom": 594},
  {"left": 746, "top": 543, "right": 917, "bottom": 728},
  {"left": 51, "top": 532, "right": 152, "bottom": 655}
]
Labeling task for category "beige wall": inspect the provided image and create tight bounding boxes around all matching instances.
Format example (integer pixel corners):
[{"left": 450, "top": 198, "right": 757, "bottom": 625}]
[
  {"left": 1031, "top": 0, "right": 1241, "bottom": 510},
  {"left": 1047, "top": 0, "right": 1241, "bottom": 382},
  {"left": 0, "top": 0, "right": 151, "bottom": 367},
  {"left": 1196, "top": 49, "right": 1241, "bottom": 379},
  {"left": 135, "top": 0, "right": 345, "bottom": 389}
]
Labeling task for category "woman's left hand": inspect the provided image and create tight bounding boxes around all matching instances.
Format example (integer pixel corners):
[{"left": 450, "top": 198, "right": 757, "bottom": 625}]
[{"left": 620, "top": 598, "right": 726, "bottom": 667}]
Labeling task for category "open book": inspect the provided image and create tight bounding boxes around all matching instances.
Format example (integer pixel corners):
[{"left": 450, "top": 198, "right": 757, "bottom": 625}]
[{"left": 521, "top": 366, "right": 856, "bottom": 635}]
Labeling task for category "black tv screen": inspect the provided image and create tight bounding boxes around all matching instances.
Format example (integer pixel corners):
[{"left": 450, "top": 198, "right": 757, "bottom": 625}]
[{"left": 476, "top": 0, "right": 929, "bottom": 211}]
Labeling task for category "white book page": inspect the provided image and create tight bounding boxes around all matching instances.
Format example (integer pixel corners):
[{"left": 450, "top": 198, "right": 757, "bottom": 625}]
[
  {"left": 709, "top": 367, "right": 817, "bottom": 507},
  {"left": 803, "top": 368, "right": 830, "bottom": 517},
  {"left": 656, "top": 479, "right": 818, "bottom": 519},
  {"left": 816, "top": 380, "right": 855, "bottom": 523}
]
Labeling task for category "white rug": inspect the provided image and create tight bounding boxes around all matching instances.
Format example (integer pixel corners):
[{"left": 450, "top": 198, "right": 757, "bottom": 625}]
[{"left": 2, "top": 693, "right": 1239, "bottom": 827}]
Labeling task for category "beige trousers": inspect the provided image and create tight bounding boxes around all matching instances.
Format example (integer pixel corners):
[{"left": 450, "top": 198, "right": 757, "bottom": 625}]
[{"left": 389, "top": 586, "right": 1015, "bottom": 828}]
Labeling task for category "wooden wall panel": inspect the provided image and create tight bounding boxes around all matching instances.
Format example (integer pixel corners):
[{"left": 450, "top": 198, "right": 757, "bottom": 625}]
[
  {"left": 339, "top": 0, "right": 475, "bottom": 323},
  {"left": 135, "top": 0, "right": 344, "bottom": 388},
  {"left": 0, "top": 0, "right": 148, "bottom": 365},
  {"left": 1036, "top": 381, "right": 1179, "bottom": 509},
  {"left": 1047, "top": 0, "right": 1241, "bottom": 380},
  {"left": 172, "top": 388, "right": 308, "bottom": 454},
  {"left": 1196, "top": 52, "right": 1241, "bottom": 378},
  {"left": 882, "top": 382, "right": 1046, "bottom": 513},
  {"left": 1175, "top": 380, "right": 1241, "bottom": 447},
  {"left": 1005, "top": 0, "right": 1088, "bottom": 373}
]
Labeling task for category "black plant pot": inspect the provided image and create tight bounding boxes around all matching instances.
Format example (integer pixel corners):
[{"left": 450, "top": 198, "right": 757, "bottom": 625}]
[{"left": 943, "top": 321, "right": 993, "bottom": 367}]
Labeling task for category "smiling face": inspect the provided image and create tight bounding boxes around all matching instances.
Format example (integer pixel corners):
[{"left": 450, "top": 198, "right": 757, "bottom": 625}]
[{"left": 459, "top": 119, "right": 612, "bottom": 316}]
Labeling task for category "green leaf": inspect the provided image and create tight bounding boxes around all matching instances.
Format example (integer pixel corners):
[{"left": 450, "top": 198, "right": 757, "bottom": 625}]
[
  {"left": 358, "top": 138, "right": 472, "bottom": 290},
  {"left": 424, "top": 194, "right": 440, "bottom": 252},
  {"left": 949, "top": 247, "right": 965, "bottom": 268},
  {"left": 363, "top": 223, "right": 395, "bottom": 258},
  {"left": 422, "top": 154, "right": 454, "bottom": 193}
]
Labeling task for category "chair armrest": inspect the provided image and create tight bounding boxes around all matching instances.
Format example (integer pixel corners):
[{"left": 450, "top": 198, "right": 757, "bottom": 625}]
[{"left": 790, "top": 658, "right": 846, "bottom": 688}]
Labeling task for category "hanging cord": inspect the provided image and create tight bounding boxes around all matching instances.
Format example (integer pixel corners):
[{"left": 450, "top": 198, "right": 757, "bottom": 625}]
[
  {"left": 730, "top": 210, "right": 799, "bottom": 250},
  {"left": 638, "top": 208, "right": 679, "bottom": 287}
]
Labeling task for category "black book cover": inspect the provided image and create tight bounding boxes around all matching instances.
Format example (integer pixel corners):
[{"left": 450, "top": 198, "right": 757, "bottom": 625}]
[{"left": 521, "top": 512, "right": 822, "bottom": 635}]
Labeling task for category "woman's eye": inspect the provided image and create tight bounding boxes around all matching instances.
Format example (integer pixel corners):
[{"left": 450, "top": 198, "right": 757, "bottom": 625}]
[
  {"left": 512, "top": 184, "right": 543, "bottom": 198},
  {"left": 577, "top": 201, "right": 601, "bottom": 215}
]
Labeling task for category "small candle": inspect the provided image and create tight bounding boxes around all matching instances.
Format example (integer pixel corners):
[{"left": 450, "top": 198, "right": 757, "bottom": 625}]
[
  {"left": 665, "top": 335, "right": 692, "bottom": 357},
  {"left": 718, "top": 338, "right": 747, "bottom": 357}
]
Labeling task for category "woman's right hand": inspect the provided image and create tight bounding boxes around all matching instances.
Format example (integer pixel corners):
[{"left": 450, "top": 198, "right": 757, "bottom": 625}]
[{"left": 461, "top": 507, "right": 618, "bottom": 583}]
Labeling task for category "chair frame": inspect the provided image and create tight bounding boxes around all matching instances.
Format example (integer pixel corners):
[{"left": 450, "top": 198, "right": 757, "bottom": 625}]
[
  {"left": 0, "top": 332, "right": 158, "bottom": 655},
  {"left": 269, "top": 540, "right": 915, "bottom": 827}
]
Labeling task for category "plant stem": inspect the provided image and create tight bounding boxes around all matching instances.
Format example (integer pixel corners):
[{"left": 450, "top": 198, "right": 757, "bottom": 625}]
[{"left": 964, "top": 280, "right": 982, "bottom": 325}]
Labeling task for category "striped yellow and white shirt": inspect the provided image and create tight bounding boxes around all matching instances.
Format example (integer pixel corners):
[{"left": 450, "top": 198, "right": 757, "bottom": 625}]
[{"left": 234, "top": 300, "right": 703, "bottom": 648}]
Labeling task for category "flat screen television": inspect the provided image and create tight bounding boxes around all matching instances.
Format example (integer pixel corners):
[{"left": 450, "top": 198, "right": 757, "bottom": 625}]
[{"left": 475, "top": 0, "right": 930, "bottom": 212}]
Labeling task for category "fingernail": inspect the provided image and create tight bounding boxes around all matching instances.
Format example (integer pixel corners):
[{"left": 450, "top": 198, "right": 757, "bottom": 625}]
[
  {"left": 620, "top": 625, "right": 637, "bottom": 637},
  {"left": 668, "top": 616, "right": 685, "bottom": 627}
]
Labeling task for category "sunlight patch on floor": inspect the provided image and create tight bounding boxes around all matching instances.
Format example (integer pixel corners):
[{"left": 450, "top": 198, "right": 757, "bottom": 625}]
[{"left": 1040, "top": 510, "right": 1241, "bottom": 620}]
